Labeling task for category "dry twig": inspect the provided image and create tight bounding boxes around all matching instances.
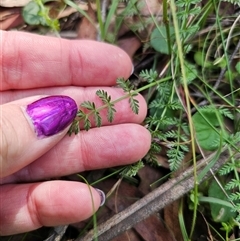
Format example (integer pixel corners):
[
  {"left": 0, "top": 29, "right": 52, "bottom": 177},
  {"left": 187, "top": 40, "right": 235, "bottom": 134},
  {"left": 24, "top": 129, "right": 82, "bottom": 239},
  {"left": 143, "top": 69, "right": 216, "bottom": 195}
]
[{"left": 77, "top": 148, "right": 230, "bottom": 241}]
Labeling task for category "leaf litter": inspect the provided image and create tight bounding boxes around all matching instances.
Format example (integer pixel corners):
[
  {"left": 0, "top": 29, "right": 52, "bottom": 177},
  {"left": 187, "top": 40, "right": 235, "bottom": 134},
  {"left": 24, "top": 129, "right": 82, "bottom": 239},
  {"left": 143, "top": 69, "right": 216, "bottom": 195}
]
[{"left": 1, "top": 0, "right": 240, "bottom": 240}]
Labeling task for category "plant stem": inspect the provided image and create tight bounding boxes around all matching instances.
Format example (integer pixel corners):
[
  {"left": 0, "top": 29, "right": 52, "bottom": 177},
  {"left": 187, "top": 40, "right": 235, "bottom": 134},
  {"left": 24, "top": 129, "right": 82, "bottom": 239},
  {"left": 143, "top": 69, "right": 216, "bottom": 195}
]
[
  {"left": 169, "top": 0, "right": 198, "bottom": 238},
  {"left": 75, "top": 76, "right": 172, "bottom": 123}
]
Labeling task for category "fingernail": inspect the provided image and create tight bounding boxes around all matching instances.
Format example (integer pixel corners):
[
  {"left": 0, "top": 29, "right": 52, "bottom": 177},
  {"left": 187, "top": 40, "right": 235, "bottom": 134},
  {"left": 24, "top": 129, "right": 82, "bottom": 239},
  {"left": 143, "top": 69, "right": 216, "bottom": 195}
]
[
  {"left": 26, "top": 96, "right": 78, "bottom": 138},
  {"left": 131, "top": 64, "right": 134, "bottom": 75},
  {"left": 95, "top": 188, "right": 105, "bottom": 206}
]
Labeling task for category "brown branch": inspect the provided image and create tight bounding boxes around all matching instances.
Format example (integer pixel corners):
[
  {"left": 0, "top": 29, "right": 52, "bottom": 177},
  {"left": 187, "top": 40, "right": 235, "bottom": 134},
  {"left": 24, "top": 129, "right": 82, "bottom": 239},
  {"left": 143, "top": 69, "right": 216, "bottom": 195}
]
[{"left": 77, "top": 148, "right": 230, "bottom": 241}]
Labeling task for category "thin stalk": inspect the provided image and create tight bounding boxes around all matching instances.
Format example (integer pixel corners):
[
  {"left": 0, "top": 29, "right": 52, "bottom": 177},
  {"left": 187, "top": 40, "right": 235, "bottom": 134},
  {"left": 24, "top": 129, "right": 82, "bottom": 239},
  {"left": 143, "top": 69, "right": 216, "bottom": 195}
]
[
  {"left": 64, "top": 0, "right": 96, "bottom": 27},
  {"left": 212, "top": 0, "right": 235, "bottom": 106},
  {"left": 76, "top": 175, "right": 98, "bottom": 241},
  {"left": 179, "top": 198, "right": 189, "bottom": 241},
  {"left": 169, "top": 0, "right": 198, "bottom": 239},
  {"left": 162, "top": 0, "right": 172, "bottom": 55},
  {"left": 96, "top": 0, "right": 104, "bottom": 40},
  {"left": 103, "top": 0, "right": 119, "bottom": 40},
  {"left": 75, "top": 76, "right": 172, "bottom": 123}
]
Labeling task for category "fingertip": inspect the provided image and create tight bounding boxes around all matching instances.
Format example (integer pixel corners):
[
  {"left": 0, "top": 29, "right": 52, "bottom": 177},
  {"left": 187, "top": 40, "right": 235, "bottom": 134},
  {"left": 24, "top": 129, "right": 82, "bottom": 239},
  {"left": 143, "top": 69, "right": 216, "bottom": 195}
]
[
  {"left": 25, "top": 95, "right": 77, "bottom": 138},
  {"left": 94, "top": 188, "right": 106, "bottom": 207},
  {"left": 1, "top": 32, "right": 133, "bottom": 90},
  {"left": 69, "top": 40, "right": 133, "bottom": 86},
  {"left": 33, "top": 182, "right": 103, "bottom": 226},
  {"left": 0, "top": 95, "right": 77, "bottom": 177},
  {"left": 0, "top": 182, "right": 104, "bottom": 235},
  {"left": 135, "top": 124, "right": 152, "bottom": 157},
  {"left": 135, "top": 93, "right": 148, "bottom": 121}
]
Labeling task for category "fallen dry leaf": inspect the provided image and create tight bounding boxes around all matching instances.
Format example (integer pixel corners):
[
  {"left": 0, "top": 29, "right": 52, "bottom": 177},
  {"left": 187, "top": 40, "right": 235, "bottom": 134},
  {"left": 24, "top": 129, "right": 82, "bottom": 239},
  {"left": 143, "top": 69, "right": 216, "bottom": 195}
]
[
  {"left": 118, "top": 36, "right": 142, "bottom": 59},
  {"left": 138, "top": 165, "right": 164, "bottom": 195},
  {"left": 0, "top": 7, "right": 23, "bottom": 30},
  {"left": 134, "top": 215, "right": 176, "bottom": 241},
  {"left": 77, "top": 1, "right": 97, "bottom": 40},
  {"left": 0, "top": 14, "right": 23, "bottom": 30},
  {"left": 0, "top": 0, "right": 31, "bottom": 7},
  {"left": 111, "top": 229, "right": 140, "bottom": 241},
  {"left": 164, "top": 201, "right": 184, "bottom": 241}
]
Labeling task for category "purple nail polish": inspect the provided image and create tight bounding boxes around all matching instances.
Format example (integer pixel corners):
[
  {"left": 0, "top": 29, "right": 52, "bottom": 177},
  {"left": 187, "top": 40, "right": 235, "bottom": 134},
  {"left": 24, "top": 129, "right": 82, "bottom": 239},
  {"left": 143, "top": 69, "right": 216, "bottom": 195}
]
[
  {"left": 95, "top": 188, "right": 106, "bottom": 206},
  {"left": 26, "top": 96, "right": 78, "bottom": 137}
]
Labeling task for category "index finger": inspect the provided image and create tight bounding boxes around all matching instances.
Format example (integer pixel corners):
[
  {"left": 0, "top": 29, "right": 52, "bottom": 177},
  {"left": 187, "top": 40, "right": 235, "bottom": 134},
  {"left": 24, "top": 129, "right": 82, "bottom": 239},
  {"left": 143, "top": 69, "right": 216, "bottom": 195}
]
[{"left": 0, "top": 31, "right": 133, "bottom": 91}]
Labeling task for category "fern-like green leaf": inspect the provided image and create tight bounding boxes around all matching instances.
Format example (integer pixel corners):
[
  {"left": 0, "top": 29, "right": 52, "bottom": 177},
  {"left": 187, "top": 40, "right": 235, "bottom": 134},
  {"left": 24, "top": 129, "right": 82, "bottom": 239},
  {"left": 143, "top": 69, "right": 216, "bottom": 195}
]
[
  {"left": 96, "top": 89, "right": 116, "bottom": 122},
  {"left": 76, "top": 110, "right": 86, "bottom": 118},
  {"left": 150, "top": 141, "right": 162, "bottom": 153},
  {"left": 107, "top": 104, "right": 116, "bottom": 122},
  {"left": 117, "top": 78, "right": 139, "bottom": 114},
  {"left": 222, "top": 0, "right": 240, "bottom": 6},
  {"left": 83, "top": 116, "right": 91, "bottom": 131},
  {"left": 165, "top": 130, "right": 179, "bottom": 139},
  {"left": 116, "top": 78, "right": 134, "bottom": 92},
  {"left": 225, "top": 179, "right": 240, "bottom": 190},
  {"left": 139, "top": 69, "right": 158, "bottom": 83},
  {"left": 149, "top": 100, "right": 182, "bottom": 110},
  {"left": 219, "top": 162, "right": 237, "bottom": 175},
  {"left": 120, "top": 161, "right": 144, "bottom": 177},
  {"left": 96, "top": 89, "right": 111, "bottom": 103},
  {"left": 94, "top": 111, "right": 102, "bottom": 128},
  {"left": 229, "top": 192, "right": 240, "bottom": 202},
  {"left": 81, "top": 101, "right": 96, "bottom": 110},
  {"left": 167, "top": 148, "right": 185, "bottom": 171},
  {"left": 145, "top": 116, "right": 178, "bottom": 127},
  {"left": 129, "top": 97, "right": 139, "bottom": 114},
  {"left": 219, "top": 108, "right": 234, "bottom": 119},
  {"left": 180, "top": 144, "right": 189, "bottom": 152},
  {"left": 68, "top": 119, "right": 80, "bottom": 135}
]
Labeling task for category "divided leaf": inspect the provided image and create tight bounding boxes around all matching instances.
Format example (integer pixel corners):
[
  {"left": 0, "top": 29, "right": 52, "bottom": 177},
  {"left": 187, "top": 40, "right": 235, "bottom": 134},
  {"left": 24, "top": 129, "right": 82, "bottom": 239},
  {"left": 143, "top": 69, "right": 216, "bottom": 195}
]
[
  {"left": 83, "top": 116, "right": 91, "bottom": 131},
  {"left": 116, "top": 78, "right": 134, "bottom": 92},
  {"left": 68, "top": 82, "right": 139, "bottom": 134},
  {"left": 107, "top": 105, "right": 116, "bottom": 123},
  {"left": 96, "top": 90, "right": 112, "bottom": 103},
  {"left": 81, "top": 101, "right": 96, "bottom": 110},
  {"left": 117, "top": 78, "right": 139, "bottom": 114},
  {"left": 129, "top": 97, "right": 139, "bottom": 115},
  {"left": 96, "top": 90, "right": 116, "bottom": 122}
]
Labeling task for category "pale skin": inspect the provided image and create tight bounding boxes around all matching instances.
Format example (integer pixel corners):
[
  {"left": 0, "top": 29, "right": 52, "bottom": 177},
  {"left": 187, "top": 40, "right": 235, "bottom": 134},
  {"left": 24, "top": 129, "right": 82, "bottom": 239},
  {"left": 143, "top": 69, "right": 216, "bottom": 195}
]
[{"left": 0, "top": 30, "right": 151, "bottom": 235}]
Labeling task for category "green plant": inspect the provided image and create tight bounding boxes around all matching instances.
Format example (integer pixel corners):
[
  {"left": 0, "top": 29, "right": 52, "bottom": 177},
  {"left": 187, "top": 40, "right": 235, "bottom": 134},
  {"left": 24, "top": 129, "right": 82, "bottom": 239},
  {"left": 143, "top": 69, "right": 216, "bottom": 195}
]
[
  {"left": 147, "top": 0, "right": 240, "bottom": 239},
  {"left": 68, "top": 78, "right": 140, "bottom": 135},
  {"left": 22, "top": 0, "right": 62, "bottom": 31},
  {"left": 21, "top": 0, "right": 240, "bottom": 240},
  {"left": 141, "top": 69, "right": 190, "bottom": 171},
  {"left": 66, "top": 0, "right": 240, "bottom": 238}
]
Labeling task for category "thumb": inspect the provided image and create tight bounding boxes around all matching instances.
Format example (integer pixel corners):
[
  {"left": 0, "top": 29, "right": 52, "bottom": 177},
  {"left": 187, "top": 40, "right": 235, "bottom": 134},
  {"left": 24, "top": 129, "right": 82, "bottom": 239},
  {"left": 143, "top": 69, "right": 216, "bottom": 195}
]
[{"left": 0, "top": 95, "right": 77, "bottom": 178}]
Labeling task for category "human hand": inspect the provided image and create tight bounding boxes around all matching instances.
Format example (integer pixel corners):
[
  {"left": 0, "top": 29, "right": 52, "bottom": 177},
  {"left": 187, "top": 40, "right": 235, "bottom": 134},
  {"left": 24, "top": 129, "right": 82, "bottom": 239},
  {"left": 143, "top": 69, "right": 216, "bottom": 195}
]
[{"left": 0, "top": 30, "right": 151, "bottom": 235}]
